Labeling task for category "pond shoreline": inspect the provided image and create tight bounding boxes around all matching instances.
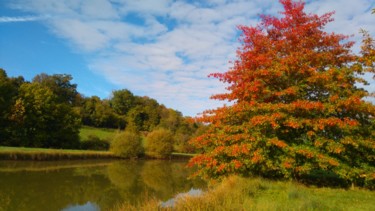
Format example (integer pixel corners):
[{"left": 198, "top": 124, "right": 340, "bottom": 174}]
[{"left": 0, "top": 146, "right": 195, "bottom": 161}]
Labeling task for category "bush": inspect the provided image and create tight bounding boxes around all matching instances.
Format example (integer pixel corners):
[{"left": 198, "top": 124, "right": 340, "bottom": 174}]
[
  {"left": 81, "top": 135, "right": 110, "bottom": 151},
  {"left": 145, "top": 128, "right": 174, "bottom": 159},
  {"left": 110, "top": 132, "right": 143, "bottom": 158}
]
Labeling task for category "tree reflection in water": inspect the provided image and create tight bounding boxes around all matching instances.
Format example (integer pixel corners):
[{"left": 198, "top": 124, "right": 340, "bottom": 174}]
[{"left": 0, "top": 160, "right": 205, "bottom": 211}]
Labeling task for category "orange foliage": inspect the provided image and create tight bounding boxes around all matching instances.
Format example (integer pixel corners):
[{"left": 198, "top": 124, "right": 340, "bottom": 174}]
[{"left": 189, "top": 0, "right": 375, "bottom": 183}]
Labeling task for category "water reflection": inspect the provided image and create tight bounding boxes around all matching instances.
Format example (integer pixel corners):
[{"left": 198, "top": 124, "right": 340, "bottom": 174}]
[
  {"left": 0, "top": 160, "right": 205, "bottom": 211},
  {"left": 62, "top": 202, "right": 100, "bottom": 211}
]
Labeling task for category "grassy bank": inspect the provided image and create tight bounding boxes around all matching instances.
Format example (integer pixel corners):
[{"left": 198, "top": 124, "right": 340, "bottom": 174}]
[
  {"left": 0, "top": 146, "right": 118, "bottom": 160},
  {"left": 79, "top": 126, "right": 118, "bottom": 141},
  {"left": 0, "top": 146, "right": 194, "bottom": 161},
  {"left": 117, "top": 176, "right": 375, "bottom": 211}
]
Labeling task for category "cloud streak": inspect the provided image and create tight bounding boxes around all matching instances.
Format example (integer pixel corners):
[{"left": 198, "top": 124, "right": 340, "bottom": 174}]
[
  {"left": 0, "top": 15, "right": 45, "bottom": 23},
  {"left": 4, "top": 0, "right": 375, "bottom": 116}
]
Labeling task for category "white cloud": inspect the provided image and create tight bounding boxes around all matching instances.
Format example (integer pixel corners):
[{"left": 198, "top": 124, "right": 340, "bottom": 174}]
[
  {"left": 48, "top": 19, "right": 110, "bottom": 51},
  {"left": 79, "top": 0, "right": 119, "bottom": 19},
  {"left": 5, "top": 0, "right": 375, "bottom": 116},
  {"left": 114, "top": 0, "right": 172, "bottom": 16},
  {"left": 0, "top": 15, "right": 45, "bottom": 22}
]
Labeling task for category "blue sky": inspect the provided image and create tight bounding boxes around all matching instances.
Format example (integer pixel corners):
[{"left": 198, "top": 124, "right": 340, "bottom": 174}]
[{"left": 1, "top": 0, "right": 374, "bottom": 116}]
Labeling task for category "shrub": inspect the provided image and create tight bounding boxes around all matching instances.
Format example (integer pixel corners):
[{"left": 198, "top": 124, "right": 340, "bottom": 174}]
[
  {"left": 110, "top": 132, "right": 143, "bottom": 158},
  {"left": 81, "top": 135, "right": 110, "bottom": 151},
  {"left": 145, "top": 128, "right": 174, "bottom": 159}
]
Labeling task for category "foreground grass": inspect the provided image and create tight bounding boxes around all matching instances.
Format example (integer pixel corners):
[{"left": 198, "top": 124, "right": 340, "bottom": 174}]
[
  {"left": 117, "top": 175, "right": 375, "bottom": 211},
  {"left": 79, "top": 126, "right": 119, "bottom": 141},
  {"left": 0, "top": 146, "right": 117, "bottom": 160}
]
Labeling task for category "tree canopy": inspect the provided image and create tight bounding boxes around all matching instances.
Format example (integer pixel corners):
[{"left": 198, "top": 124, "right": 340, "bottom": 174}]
[
  {"left": 189, "top": 0, "right": 375, "bottom": 187},
  {"left": 0, "top": 70, "right": 204, "bottom": 152}
]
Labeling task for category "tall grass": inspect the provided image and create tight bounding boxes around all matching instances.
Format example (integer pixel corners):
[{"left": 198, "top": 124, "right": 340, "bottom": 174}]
[
  {"left": 0, "top": 147, "right": 118, "bottom": 161},
  {"left": 116, "top": 176, "right": 375, "bottom": 211}
]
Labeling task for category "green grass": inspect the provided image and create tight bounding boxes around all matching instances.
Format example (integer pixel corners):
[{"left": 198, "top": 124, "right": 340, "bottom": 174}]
[
  {"left": 116, "top": 175, "right": 375, "bottom": 211},
  {"left": 79, "top": 126, "right": 119, "bottom": 141},
  {"left": 0, "top": 146, "right": 118, "bottom": 160},
  {"left": 171, "top": 152, "right": 196, "bottom": 160}
]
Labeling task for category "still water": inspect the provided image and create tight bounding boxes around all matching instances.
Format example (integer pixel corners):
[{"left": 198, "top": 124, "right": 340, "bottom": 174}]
[{"left": 0, "top": 160, "right": 205, "bottom": 211}]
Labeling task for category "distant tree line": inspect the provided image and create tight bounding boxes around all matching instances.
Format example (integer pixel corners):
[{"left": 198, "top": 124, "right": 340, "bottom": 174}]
[{"left": 0, "top": 69, "right": 204, "bottom": 151}]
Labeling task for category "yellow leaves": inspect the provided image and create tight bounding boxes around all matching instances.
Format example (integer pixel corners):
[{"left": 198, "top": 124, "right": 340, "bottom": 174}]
[{"left": 340, "top": 137, "right": 359, "bottom": 148}]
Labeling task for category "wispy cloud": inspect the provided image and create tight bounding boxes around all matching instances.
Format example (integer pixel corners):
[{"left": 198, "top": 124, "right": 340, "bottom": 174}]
[
  {"left": 4, "top": 0, "right": 375, "bottom": 116},
  {"left": 0, "top": 15, "right": 45, "bottom": 23}
]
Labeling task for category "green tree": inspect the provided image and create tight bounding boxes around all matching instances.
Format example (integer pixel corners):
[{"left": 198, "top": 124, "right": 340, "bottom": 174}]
[
  {"left": 145, "top": 128, "right": 174, "bottom": 159},
  {"left": 110, "top": 131, "right": 143, "bottom": 158},
  {"left": 159, "top": 107, "right": 183, "bottom": 132},
  {"left": 10, "top": 83, "right": 80, "bottom": 148},
  {"left": 32, "top": 73, "right": 79, "bottom": 105},
  {"left": 110, "top": 89, "right": 136, "bottom": 115},
  {"left": 0, "top": 69, "right": 24, "bottom": 145},
  {"left": 126, "top": 97, "right": 161, "bottom": 132},
  {"left": 189, "top": 0, "right": 375, "bottom": 187},
  {"left": 80, "top": 96, "right": 122, "bottom": 128}
]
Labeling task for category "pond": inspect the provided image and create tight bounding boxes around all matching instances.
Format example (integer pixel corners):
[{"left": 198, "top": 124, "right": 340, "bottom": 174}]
[{"left": 0, "top": 160, "right": 205, "bottom": 211}]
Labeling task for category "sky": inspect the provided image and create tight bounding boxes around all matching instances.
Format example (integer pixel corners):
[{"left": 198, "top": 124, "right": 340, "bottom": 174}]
[{"left": 1, "top": 0, "right": 374, "bottom": 117}]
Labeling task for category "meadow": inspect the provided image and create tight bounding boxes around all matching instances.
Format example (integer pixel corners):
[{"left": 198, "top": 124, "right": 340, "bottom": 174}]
[{"left": 79, "top": 126, "right": 119, "bottom": 141}]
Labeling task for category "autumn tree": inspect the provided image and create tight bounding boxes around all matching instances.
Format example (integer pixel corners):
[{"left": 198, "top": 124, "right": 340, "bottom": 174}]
[
  {"left": 145, "top": 128, "right": 174, "bottom": 159},
  {"left": 110, "top": 131, "right": 143, "bottom": 158},
  {"left": 189, "top": 0, "right": 375, "bottom": 187}
]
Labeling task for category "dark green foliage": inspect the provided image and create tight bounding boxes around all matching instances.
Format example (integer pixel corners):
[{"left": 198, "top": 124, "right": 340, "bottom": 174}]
[
  {"left": 9, "top": 82, "right": 81, "bottom": 148},
  {"left": 81, "top": 135, "right": 110, "bottom": 151},
  {"left": 110, "top": 132, "right": 143, "bottom": 158},
  {"left": 0, "top": 69, "right": 204, "bottom": 153},
  {"left": 32, "top": 73, "right": 79, "bottom": 105},
  {"left": 145, "top": 128, "right": 174, "bottom": 159},
  {"left": 110, "top": 89, "right": 136, "bottom": 115},
  {"left": 80, "top": 96, "right": 123, "bottom": 128},
  {"left": 0, "top": 69, "right": 24, "bottom": 145}
]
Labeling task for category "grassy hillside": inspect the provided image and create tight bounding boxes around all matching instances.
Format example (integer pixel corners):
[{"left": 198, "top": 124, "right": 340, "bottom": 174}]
[{"left": 79, "top": 126, "right": 119, "bottom": 141}]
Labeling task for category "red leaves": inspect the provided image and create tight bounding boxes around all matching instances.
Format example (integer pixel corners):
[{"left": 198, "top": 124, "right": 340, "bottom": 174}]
[{"left": 189, "top": 0, "right": 375, "bottom": 182}]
